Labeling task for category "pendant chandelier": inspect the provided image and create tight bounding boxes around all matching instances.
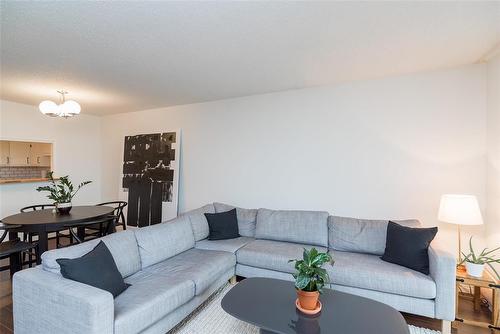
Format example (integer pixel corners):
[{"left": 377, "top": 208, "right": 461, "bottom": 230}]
[{"left": 39, "top": 90, "right": 81, "bottom": 118}]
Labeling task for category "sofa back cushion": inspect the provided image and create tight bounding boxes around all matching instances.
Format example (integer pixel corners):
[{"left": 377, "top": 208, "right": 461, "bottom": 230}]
[
  {"left": 41, "top": 230, "right": 141, "bottom": 278},
  {"left": 182, "top": 204, "right": 215, "bottom": 241},
  {"left": 134, "top": 216, "right": 195, "bottom": 268},
  {"left": 214, "top": 202, "right": 257, "bottom": 237},
  {"left": 255, "top": 209, "right": 329, "bottom": 247},
  {"left": 328, "top": 216, "right": 421, "bottom": 255}
]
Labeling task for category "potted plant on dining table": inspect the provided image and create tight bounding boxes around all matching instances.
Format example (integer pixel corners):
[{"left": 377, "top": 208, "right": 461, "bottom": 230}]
[
  {"left": 289, "top": 248, "right": 334, "bottom": 315},
  {"left": 36, "top": 171, "right": 92, "bottom": 214}
]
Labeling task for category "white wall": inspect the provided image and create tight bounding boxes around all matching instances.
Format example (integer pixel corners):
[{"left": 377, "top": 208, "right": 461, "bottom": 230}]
[
  {"left": 0, "top": 100, "right": 102, "bottom": 218},
  {"left": 101, "top": 64, "right": 488, "bottom": 250},
  {"left": 487, "top": 54, "right": 500, "bottom": 255}
]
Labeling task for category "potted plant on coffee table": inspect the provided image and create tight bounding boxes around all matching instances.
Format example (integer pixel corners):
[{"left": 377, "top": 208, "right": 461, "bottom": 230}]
[
  {"left": 460, "top": 236, "right": 500, "bottom": 279},
  {"left": 289, "top": 248, "right": 334, "bottom": 314},
  {"left": 36, "top": 171, "right": 92, "bottom": 214}
]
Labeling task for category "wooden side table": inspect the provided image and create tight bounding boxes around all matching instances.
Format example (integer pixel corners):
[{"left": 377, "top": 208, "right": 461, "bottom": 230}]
[{"left": 454, "top": 266, "right": 500, "bottom": 331}]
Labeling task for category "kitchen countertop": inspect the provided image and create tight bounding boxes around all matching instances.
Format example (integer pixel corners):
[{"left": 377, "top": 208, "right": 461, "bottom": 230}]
[{"left": 0, "top": 177, "right": 52, "bottom": 184}]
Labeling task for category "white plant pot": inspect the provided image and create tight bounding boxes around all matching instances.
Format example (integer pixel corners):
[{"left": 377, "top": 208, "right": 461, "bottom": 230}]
[
  {"left": 55, "top": 202, "right": 72, "bottom": 215},
  {"left": 465, "top": 262, "right": 485, "bottom": 277}
]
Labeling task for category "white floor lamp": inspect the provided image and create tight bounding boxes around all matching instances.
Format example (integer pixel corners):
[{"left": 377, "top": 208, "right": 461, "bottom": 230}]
[{"left": 438, "top": 194, "right": 484, "bottom": 264}]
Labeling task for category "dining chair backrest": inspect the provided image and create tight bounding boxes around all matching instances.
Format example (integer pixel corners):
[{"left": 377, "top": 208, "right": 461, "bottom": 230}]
[
  {"left": 0, "top": 220, "right": 39, "bottom": 271},
  {"left": 0, "top": 221, "right": 22, "bottom": 243},
  {"left": 64, "top": 216, "right": 115, "bottom": 244},
  {"left": 96, "top": 201, "right": 127, "bottom": 229},
  {"left": 20, "top": 204, "right": 55, "bottom": 212}
]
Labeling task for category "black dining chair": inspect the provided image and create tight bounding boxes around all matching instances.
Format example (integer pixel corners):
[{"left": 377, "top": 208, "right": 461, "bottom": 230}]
[
  {"left": 84, "top": 201, "right": 128, "bottom": 239},
  {"left": 20, "top": 204, "right": 74, "bottom": 248},
  {"left": 64, "top": 215, "right": 117, "bottom": 244},
  {"left": 0, "top": 221, "right": 39, "bottom": 276},
  {"left": 98, "top": 201, "right": 128, "bottom": 231},
  {"left": 20, "top": 204, "right": 54, "bottom": 242}
]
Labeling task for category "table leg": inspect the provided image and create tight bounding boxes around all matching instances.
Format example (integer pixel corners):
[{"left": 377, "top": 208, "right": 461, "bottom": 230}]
[
  {"left": 493, "top": 287, "right": 500, "bottom": 328},
  {"left": 105, "top": 221, "right": 116, "bottom": 235},
  {"left": 474, "top": 286, "right": 481, "bottom": 311},
  {"left": 77, "top": 226, "right": 85, "bottom": 242},
  {"left": 8, "top": 231, "right": 21, "bottom": 277},
  {"left": 37, "top": 231, "right": 49, "bottom": 263}
]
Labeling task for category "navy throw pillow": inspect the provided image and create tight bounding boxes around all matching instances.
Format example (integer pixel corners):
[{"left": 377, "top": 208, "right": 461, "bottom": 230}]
[
  {"left": 204, "top": 208, "right": 239, "bottom": 240},
  {"left": 56, "top": 241, "right": 129, "bottom": 297},
  {"left": 381, "top": 221, "right": 438, "bottom": 275}
]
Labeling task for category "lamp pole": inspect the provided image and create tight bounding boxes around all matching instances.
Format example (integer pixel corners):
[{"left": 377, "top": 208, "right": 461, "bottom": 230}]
[{"left": 458, "top": 224, "right": 462, "bottom": 263}]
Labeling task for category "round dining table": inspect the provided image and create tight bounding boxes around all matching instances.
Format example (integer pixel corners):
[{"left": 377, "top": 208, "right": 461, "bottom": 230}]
[{"left": 2, "top": 205, "right": 115, "bottom": 265}]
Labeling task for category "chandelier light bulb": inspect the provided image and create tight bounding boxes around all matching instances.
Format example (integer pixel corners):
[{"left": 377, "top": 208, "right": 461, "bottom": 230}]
[
  {"left": 38, "top": 100, "right": 59, "bottom": 116},
  {"left": 61, "top": 100, "right": 81, "bottom": 115}
]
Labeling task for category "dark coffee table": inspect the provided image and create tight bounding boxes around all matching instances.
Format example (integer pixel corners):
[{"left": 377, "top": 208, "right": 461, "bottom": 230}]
[{"left": 221, "top": 277, "right": 410, "bottom": 334}]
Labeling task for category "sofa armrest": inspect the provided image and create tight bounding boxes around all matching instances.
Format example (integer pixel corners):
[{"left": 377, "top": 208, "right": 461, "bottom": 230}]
[
  {"left": 428, "top": 241, "right": 456, "bottom": 321},
  {"left": 13, "top": 268, "right": 114, "bottom": 334}
]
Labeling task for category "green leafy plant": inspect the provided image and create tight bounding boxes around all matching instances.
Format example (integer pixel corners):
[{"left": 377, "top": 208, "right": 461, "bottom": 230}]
[
  {"left": 36, "top": 171, "right": 92, "bottom": 203},
  {"left": 288, "top": 248, "right": 334, "bottom": 293},
  {"left": 460, "top": 236, "right": 500, "bottom": 279}
]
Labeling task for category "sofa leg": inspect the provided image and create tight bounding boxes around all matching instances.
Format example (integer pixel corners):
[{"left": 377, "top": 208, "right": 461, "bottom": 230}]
[
  {"left": 441, "top": 320, "right": 451, "bottom": 334},
  {"left": 229, "top": 276, "right": 237, "bottom": 285}
]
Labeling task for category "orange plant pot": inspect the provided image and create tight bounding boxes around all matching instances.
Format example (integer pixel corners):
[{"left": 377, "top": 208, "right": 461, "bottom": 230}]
[{"left": 296, "top": 289, "right": 319, "bottom": 310}]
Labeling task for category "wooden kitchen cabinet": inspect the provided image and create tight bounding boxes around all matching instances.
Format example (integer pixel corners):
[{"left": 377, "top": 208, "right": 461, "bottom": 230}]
[
  {"left": 0, "top": 141, "right": 10, "bottom": 165},
  {"left": 0, "top": 140, "right": 53, "bottom": 183},
  {"left": 30, "top": 142, "right": 52, "bottom": 167},
  {"left": 8, "top": 141, "right": 31, "bottom": 166},
  {"left": 0, "top": 140, "right": 53, "bottom": 167}
]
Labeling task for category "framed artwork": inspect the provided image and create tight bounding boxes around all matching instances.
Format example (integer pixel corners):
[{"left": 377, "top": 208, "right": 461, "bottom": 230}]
[{"left": 121, "top": 131, "right": 180, "bottom": 227}]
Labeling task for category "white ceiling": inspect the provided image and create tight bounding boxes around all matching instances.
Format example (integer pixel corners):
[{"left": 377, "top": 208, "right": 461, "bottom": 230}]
[{"left": 1, "top": 1, "right": 499, "bottom": 116}]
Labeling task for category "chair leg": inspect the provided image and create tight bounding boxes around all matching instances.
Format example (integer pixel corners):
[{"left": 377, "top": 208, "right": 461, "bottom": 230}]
[
  {"left": 35, "top": 244, "right": 40, "bottom": 266},
  {"left": 229, "top": 276, "right": 237, "bottom": 285},
  {"left": 9, "top": 253, "right": 22, "bottom": 277},
  {"left": 441, "top": 320, "right": 451, "bottom": 334},
  {"left": 105, "top": 222, "right": 116, "bottom": 235},
  {"left": 28, "top": 234, "right": 34, "bottom": 266},
  {"left": 22, "top": 233, "right": 27, "bottom": 264},
  {"left": 27, "top": 250, "right": 32, "bottom": 268}
]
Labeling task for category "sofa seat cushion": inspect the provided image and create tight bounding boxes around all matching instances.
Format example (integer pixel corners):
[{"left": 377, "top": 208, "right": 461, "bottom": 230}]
[
  {"left": 327, "top": 251, "right": 436, "bottom": 299},
  {"left": 42, "top": 230, "right": 141, "bottom": 278},
  {"left": 195, "top": 237, "right": 254, "bottom": 254},
  {"left": 142, "top": 248, "right": 236, "bottom": 295},
  {"left": 236, "top": 239, "right": 327, "bottom": 274},
  {"left": 115, "top": 274, "right": 194, "bottom": 334}
]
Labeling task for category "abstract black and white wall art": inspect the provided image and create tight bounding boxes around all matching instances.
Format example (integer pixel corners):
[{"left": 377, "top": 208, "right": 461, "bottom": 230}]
[{"left": 121, "top": 131, "right": 180, "bottom": 227}]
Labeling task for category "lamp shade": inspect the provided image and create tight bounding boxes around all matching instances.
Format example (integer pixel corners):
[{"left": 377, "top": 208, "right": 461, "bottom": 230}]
[
  {"left": 60, "top": 100, "right": 81, "bottom": 115},
  {"left": 438, "top": 194, "right": 483, "bottom": 226},
  {"left": 39, "top": 100, "right": 58, "bottom": 116}
]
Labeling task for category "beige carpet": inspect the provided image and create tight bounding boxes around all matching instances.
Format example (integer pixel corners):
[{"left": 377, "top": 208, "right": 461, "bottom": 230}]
[{"left": 170, "top": 284, "right": 441, "bottom": 334}]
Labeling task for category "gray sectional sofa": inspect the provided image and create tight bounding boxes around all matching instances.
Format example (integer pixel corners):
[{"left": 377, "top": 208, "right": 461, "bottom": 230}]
[{"left": 13, "top": 202, "right": 456, "bottom": 334}]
